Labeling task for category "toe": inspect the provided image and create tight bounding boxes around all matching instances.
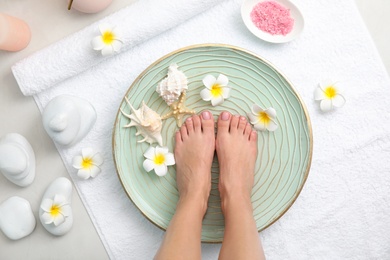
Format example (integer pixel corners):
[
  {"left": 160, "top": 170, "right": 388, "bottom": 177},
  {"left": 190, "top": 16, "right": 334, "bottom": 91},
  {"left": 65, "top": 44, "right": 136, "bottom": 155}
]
[
  {"left": 238, "top": 116, "right": 247, "bottom": 133},
  {"left": 185, "top": 117, "right": 194, "bottom": 134},
  {"left": 229, "top": 115, "right": 240, "bottom": 133},
  {"left": 201, "top": 110, "right": 215, "bottom": 133},
  {"left": 244, "top": 123, "right": 252, "bottom": 139},
  {"left": 175, "top": 130, "right": 183, "bottom": 144},
  {"left": 193, "top": 114, "right": 202, "bottom": 133},
  {"left": 180, "top": 124, "right": 189, "bottom": 140},
  {"left": 249, "top": 130, "right": 258, "bottom": 142},
  {"left": 217, "top": 111, "right": 231, "bottom": 134}
]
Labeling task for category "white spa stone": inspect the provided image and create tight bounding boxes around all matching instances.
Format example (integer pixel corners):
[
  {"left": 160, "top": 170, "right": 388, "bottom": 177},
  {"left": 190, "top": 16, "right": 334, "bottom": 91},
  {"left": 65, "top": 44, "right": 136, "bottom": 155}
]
[
  {"left": 39, "top": 177, "right": 73, "bottom": 236},
  {"left": 0, "top": 196, "right": 36, "bottom": 240},
  {"left": 0, "top": 133, "right": 35, "bottom": 187},
  {"left": 42, "top": 95, "right": 96, "bottom": 147}
]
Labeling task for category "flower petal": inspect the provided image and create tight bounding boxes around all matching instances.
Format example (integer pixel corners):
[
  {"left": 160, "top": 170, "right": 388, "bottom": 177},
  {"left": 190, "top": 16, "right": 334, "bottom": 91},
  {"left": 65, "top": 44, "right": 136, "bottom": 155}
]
[
  {"left": 216, "top": 74, "right": 229, "bottom": 86},
  {"left": 72, "top": 156, "right": 84, "bottom": 169},
  {"left": 332, "top": 94, "right": 346, "bottom": 107},
  {"left": 222, "top": 87, "right": 231, "bottom": 99},
  {"left": 92, "top": 152, "right": 104, "bottom": 166},
  {"left": 53, "top": 214, "right": 65, "bottom": 226},
  {"left": 91, "top": 36, "right": 105, "bottom": 51},
  {"left": 254, "top": 122, "right": 266, "bottom": 131},
  {"left": 265, "top": 107, "right": 277, "bottom": 119},
  {"left": 101, "top": 45, "right": 114, "bottom": 56},
  {"left": 320, "top": 99, "right": 333, "bottom": 112},
  {"left": 156, "top": 146, "right": 168, "bottom": 155},
  {"left": 60, "top": 205, "right": 72, "bottom": 217},
  {"left": 200, "top": 88, "right": 213, "bottom": 101},
  {"left": 267, "top": 120, "right": 278, "bottom": 131},
  {"left": 112, "top": 27, "right": 123, "bottom": 38},
  {"left": 165, "top": 153, "right": 175, "bottom": 166},
  {"left": 82, "top": 148, "right": 94, "bottom": 160},
  {"left": 53, "top": 194, "right": 67, "bottom": 206},
  {"left": 112, "top": 40, "right": 123, "bottom": 52},
  {"left": 252, "top": 104, "right": 264, "bottom": 114},
  {"left": 99, "top": 23, "right": 112, "bottom": 35},
  {"left": 144, "top": 147, "right": 156, "bottom": 160},
  {"left": 314, "top": 87, "right": 325, "bottom": 100},
  {"left": 40, "top": 199, "right": 53, "bottom": 212},
  {"left": 211, "top": 95, "right": 224, "bottom": 106},
  {"left": 202, "top": 75, "right": 216, "bottom": 89},
  {"left": 319, "top": 80, "right": 336, "bottom": 91},
  {"left": 41, "top": 212, "right": 54, "bottom": 224},
  {"left": 247, "top": 113, "right": 259, "bottom": 125},
  {"left": 154, "top": 164, "right": 168, "bottom": 177},
  {"left": 89, "top": 165, "right": 101, "bottom": 178},
  {"left": 77, "top": 169, "right": 91, "bottom": 179},
  {"left": 143, "top": 159, "right": 155, "bottom": 172}
]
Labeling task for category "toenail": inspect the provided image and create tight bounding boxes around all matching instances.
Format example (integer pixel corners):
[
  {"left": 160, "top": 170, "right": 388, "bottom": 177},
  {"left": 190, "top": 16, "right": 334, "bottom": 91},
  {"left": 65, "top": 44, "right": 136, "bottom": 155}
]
[
  {"left": 221, "top": 112, "right": 230, "bottom": 121},
  {"left": 202, "top": 111, "right": 211, "bottom": 120},
  {"left": 240, "top": 116, "right": 246, "bottom": 121},
  {"left": 186, "top": 117, "right": 192, "bottom": 122}
]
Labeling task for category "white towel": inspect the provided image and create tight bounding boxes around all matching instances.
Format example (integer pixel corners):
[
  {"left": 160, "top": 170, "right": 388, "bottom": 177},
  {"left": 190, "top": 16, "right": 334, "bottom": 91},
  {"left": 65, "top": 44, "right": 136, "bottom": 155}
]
[
  {"left": 11, "top": 0, "right": 225, "bottom": 96},
  {"left": 13, "top": 0, "right": 390, "bottom": 259}
]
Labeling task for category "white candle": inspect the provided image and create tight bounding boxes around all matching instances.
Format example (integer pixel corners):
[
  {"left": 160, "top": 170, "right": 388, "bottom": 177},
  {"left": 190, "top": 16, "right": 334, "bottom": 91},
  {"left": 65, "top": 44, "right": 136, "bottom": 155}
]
[{"left": 0, "top": 13, "right": 31, "bottom": 52}]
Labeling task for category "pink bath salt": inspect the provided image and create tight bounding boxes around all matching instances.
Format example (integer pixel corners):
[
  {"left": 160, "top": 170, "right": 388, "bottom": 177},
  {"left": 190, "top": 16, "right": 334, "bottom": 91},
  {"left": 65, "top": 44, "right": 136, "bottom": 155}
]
[{"left": 250, "top": 0, "right": 295, "bottom": 36}]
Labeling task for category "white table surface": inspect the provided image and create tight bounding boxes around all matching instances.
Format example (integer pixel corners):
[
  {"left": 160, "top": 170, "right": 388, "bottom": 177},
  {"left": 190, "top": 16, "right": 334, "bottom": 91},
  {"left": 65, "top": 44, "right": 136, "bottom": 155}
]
[{"left": 0, "top": 0, "right": 389, "bottom": 259}]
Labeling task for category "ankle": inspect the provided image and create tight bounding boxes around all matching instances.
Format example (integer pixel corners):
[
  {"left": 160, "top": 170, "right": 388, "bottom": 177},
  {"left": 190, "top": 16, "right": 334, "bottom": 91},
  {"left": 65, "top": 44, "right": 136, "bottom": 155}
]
[
  {"left": 179, "top": 192, "right": 209, "bottom": 215},
  {"left": 220, "top": 192, "right": 252, "bottom": 215}
]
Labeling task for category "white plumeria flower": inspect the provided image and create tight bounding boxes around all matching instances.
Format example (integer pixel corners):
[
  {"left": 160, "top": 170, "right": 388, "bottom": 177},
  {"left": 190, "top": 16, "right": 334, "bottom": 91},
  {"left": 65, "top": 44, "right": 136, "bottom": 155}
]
[
  {"left": 41, "top": 195, "right": 71, "bottom": 226},
  {"left": 314, "top": 80, "right": 346, "bottom": 112},
  {"left": 72, "top": 148, "right": 104, "bottom": 179},
  {"left": 200, "top": 74, "right": 231, "bottom": 106},
  {"left": 91, "top": 23, "right": 123, "bottom": 56},
  {"left": 247, "top": 104, "right": 278, "bottom": 131},
  {"left": 143, "top": 146, "right": 175, "bottom": 177}
]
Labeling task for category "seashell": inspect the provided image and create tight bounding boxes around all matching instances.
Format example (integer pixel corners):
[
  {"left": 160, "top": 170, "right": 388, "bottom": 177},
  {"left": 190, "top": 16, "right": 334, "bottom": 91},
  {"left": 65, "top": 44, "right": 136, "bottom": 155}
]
[
  {"left": 0, "top": 133, "right": 35, "bottom": 187},
  {"left": 42, "top": 95, "right": 96, "bottom": 147},
  {"left": 0, "top": 196, "right": 36, "bottom": 240},
  {"left": 121, "top": 98, "right": 163, "bottom": 146},
  {"left": 156, "top": 63, "right": 188, "bottom": 106}
]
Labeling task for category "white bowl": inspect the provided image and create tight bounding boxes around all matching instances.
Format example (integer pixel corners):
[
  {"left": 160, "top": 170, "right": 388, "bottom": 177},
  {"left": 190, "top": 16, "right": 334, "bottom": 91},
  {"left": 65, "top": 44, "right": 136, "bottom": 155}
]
[{"left": 241, "top": 0, "right": 304, "bottom": 43}]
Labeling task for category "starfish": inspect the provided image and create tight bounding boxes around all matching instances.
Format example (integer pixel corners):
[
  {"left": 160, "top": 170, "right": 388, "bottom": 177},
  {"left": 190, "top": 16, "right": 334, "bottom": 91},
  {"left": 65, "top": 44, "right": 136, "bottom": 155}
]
[{"left": 161, "top": 91, "right": 195, "bottom": 127}]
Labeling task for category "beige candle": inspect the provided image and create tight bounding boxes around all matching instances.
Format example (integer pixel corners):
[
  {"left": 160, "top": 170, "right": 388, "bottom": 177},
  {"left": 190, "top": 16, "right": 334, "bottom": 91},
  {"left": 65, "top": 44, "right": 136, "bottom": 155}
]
[{"left": 0, "top": 13, "right": 31, "bottom": 52}]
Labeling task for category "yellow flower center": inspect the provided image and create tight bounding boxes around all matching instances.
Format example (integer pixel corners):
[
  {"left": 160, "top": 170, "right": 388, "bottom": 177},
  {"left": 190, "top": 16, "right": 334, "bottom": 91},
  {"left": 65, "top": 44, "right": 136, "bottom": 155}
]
[
  {"left": 102, "top": 31, "right": 115, "bottom": 44},
  {"left": 82, "top": 158, "right": 93, "bottom": 169},
  {"left": 211, "top": 84, "right": 223, "bottom": 97},
  {"left": 258, "top": 112, "right": 271, "bottom": 124},
  {"left": 324, "top": 86, "right": 337, "bottom": 99},
  {"left": 50, "top": 204, "right": 61, "bottom": 217},
  {"left": 154, "top": 154, "right": 166, "bottom": 165}
]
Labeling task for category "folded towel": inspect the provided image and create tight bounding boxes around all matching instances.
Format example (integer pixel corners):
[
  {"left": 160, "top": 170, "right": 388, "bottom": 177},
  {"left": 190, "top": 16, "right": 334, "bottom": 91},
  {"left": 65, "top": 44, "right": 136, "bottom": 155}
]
[
  {"left": 11, "top": 0, "right": 225, "bottom": 96},
  {"left": 13, "top": 0, "right": 390, "bottom": 259}
]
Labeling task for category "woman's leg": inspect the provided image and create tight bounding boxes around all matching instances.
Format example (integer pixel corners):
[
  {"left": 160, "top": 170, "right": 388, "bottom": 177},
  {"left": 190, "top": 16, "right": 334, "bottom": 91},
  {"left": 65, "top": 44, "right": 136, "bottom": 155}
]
[
  {"left": 154, "top": 111, "right": 215, "bottom": 260},
  {"left": 216, "top": 111, "right": 265, "bottom": 260}
]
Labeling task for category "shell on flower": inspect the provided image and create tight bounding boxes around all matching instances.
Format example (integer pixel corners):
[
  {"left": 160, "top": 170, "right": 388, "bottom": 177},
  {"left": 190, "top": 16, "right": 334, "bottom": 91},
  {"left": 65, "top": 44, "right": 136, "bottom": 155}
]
[
  {"left": 121, "top": 98, "right": 163, "bottom": 146},
  {"left": 156, "top": 63, "right": 188, "bottom": 106}
]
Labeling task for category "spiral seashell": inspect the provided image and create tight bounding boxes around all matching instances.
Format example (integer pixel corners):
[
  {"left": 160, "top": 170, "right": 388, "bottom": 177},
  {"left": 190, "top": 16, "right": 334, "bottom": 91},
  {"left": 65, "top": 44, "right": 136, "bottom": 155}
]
[
  {"left": 121, "top": 98, "right": 163, "bottom": 146},
  {"left": 156, "top": 63, "right": 188, "bottom": 106}
]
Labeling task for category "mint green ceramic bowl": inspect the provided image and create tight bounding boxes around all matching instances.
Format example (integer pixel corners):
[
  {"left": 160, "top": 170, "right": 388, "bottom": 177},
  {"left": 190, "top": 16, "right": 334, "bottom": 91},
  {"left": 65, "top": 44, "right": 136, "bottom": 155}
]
[{"left": 113, "top": 44, "right": 312, "bottom": 243}]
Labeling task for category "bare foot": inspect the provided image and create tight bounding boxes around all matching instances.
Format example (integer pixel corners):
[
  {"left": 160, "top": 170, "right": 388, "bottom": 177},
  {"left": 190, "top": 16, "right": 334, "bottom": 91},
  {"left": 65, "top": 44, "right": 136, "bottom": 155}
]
[
  {"left": 216, "top": 111, "right": 258, "bottom": 211},
  {"left": 174, "top": 111, "right": 215, "bottom": 213}
]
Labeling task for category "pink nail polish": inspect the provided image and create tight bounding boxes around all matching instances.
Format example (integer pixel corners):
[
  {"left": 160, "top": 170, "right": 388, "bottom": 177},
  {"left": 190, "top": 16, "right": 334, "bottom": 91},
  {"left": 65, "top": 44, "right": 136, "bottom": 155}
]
[
  {"left": 221, "top": 112, "right": 230, "bottom": 121},
  {"left": 202, "top": 111, "right": 211, "bottom": 120}
]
